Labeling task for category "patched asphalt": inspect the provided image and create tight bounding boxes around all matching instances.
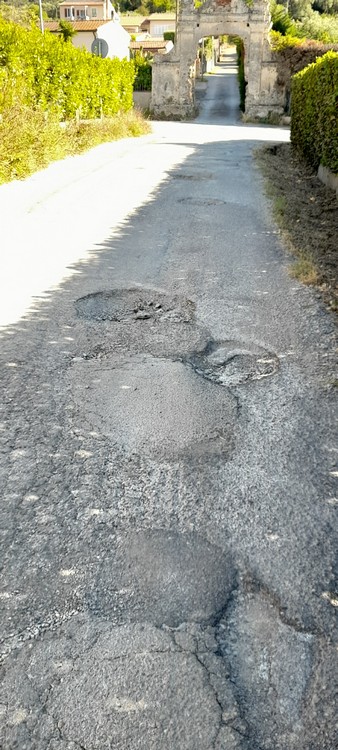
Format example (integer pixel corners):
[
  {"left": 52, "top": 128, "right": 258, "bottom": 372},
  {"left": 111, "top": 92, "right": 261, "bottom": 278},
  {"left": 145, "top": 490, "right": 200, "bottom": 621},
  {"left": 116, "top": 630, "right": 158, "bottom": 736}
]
[{"left": 0, "top": 50, "right": 337, "bottom": 750}]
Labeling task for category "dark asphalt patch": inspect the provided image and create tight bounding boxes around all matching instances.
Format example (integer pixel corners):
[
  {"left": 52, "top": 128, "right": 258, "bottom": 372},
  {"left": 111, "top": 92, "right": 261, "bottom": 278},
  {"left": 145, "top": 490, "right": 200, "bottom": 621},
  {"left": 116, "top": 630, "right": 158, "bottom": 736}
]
[
  {"left": 86, "top": 529, "right": 236, "bottom": 627},
  {"left": 75, "top": 288, "right": 195, "bottom": 324},
  {"left": 188, "top": 339, "right": 279, "bottom": 387}
]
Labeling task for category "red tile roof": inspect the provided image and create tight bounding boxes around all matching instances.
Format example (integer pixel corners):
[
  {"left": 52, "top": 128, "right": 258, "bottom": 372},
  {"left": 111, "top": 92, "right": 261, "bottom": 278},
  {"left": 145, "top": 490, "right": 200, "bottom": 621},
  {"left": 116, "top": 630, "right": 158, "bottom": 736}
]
[
  {"left": 130, "top": 40, "right": 170, "bottom": 50},
  {"left": 44, "top": 20, "right": 110, "bottom": 31},
  {"left": 146, "top": 14, "right": 176, "bottom": 20}
]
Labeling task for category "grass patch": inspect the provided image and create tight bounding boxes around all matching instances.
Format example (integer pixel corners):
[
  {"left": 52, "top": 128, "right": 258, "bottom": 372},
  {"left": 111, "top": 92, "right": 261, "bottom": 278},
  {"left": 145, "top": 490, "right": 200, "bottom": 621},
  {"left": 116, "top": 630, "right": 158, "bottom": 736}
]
[
  {"left": 0, "top": 106, "right": 151, "bottom": 185},
  {"left": 289, "top": 258, "right": 319, "bottom": 285},
  {"left": 273, "top": 195, "right": 287, "bottom": 218},
  {"left": 69, "top": 111, "right": 151, "bottom": 152}
]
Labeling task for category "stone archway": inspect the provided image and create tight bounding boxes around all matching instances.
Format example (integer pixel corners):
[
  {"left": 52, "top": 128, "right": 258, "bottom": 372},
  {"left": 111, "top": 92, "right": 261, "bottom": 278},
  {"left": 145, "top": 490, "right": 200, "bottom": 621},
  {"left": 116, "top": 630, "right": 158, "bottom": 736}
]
[{"left": 151, "top": 0, "right": 281, "bottom": 119}]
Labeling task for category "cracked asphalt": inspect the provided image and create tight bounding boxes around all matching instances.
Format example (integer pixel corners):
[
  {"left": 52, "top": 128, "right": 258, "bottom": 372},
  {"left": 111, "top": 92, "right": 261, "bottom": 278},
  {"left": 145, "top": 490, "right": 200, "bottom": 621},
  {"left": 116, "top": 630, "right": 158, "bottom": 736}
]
[{"left": 0, "top": 50, "right": 337, "bottom": 749}]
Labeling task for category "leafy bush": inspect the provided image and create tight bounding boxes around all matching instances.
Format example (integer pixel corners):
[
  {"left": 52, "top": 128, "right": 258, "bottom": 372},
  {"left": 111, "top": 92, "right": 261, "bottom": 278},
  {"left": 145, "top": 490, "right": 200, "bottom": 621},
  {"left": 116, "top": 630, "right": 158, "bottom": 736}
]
[
  {"left": 294, "top": 10, "right": 338, "bottom": 42},
  {"left": 291, "top": 51, "right": 338, "bottom": 173},
  {"left": 269, "top": 0, "right": 338, "bottom": 43},
  {"left": 0, "top": 16, "right": 135, "bottom": 119},
  {"left": 163, "top": 31, "right": 175, "bottom": 43},
  {"left": 203, "top": 37, "right": 214, "bottom": 62},
  {"left": 269, "top": 30, "right": 303, "bottom": 50},
  {"left": 271, "top": 2, "right": 297, "bottom": 35},
  {"left": 233, "top": 37, "right": 246, "bottom": 111},
  {"left": 0, "top": 105, "right": 67, "bottom": 182},
  {"left": 133, "top": 53, "right": 152, "bottom": 91},
  {"left": 270, "top": 31, "right": 338, "bottom": 110}
]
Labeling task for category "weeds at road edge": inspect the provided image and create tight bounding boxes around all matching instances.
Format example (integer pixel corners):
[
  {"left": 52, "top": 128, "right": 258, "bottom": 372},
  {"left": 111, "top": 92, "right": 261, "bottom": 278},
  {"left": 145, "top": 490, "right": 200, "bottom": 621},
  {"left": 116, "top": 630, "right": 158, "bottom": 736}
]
[{"left": 0, "top": 107, "right": 151, "bottom": 185}]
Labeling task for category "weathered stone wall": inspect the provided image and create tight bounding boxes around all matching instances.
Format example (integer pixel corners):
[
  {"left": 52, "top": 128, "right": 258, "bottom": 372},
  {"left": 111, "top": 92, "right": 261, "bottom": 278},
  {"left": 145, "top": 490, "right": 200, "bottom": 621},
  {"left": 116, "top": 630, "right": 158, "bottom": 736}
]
[{"left": 151, "top": 0, "right": 285, "bottom": 119}]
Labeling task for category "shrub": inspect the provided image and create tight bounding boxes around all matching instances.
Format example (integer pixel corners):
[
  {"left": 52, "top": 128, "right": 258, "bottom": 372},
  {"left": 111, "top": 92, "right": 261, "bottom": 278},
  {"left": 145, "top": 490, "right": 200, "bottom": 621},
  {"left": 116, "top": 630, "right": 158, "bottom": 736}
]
[
  {"left": 133, "top": 53, "right": 152, "bottom": 91},
  {"left": 233, "top": 37, "right": 246, "bottom": 111},
  {"left": 0, "top": 16, "right": 135, "bottom": 119},
  {"left": 269, "top": 31, "right": 338, "bottom": 111},
  {"left": 0, "top": 106, "right": 150, "bottom": 184},
  {"left": 269, "top": 30, "right": 303, "bottom": 50},
  {"left": 203, "top": 37, "right": 214, "bottom": 62},
  {"left": 295, "top": 10, "right": 338, "bottom": 42},
  {"left": 270, "top": 1, "right": 297, "bottom": 35},
  {"left": 0, "top": 105, "right": 68, "bottom": 182},
  {"left": 163, "top": 31, "right": 175, "bottom": 44},
  {"left": 291, "top": 51, "right": 338, "bottom": 173}
]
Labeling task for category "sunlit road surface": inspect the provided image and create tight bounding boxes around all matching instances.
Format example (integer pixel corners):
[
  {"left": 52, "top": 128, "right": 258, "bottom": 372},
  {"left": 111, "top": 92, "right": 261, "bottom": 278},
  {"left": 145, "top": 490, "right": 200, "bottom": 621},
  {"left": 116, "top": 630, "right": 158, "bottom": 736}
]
[
  {"left": 0, "top": 55, "right": 289, "bottom": 328},
  {"left": 0, "top": 51, "right": 337, "bottom": 750}
]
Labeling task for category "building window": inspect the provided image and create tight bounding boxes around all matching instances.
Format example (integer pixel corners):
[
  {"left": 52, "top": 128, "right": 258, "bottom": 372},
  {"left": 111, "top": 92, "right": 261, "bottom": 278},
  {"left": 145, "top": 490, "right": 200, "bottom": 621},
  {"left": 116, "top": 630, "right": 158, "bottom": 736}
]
[
  {"left": 153, "top": 24, "right": 172, "bottom": 36},
  {"left": 64, "top": 7, "right": 74, "bottom": 18},
  {"left": 153, "top": 25, "right": 164, "bottom": 36},
  {"left": 92, "top": 8, "right": 97, "bottom": 16}
]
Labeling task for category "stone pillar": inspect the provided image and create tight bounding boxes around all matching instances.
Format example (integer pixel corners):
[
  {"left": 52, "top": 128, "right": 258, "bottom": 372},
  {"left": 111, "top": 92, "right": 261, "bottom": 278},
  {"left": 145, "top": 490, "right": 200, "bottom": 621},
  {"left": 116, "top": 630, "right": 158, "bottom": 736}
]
[
  {"left": 151, "top": 0, "right": 197, "bottom": 119},
  {"left": 245, "top": 0, "right": 284, "bottom": 118}
]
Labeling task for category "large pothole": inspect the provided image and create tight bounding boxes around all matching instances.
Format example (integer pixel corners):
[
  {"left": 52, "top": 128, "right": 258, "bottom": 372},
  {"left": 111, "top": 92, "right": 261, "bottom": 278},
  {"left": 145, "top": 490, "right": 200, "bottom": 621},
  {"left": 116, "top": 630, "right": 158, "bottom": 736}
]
[
  {"left": 188, "top": 340, "right": 279, "bottom": 387},
  {"left": 75, "top": 288, "right": 195, "bottom": 324},
  {"left": 70, "top": 354, "right": 237, "bottom": 460}
]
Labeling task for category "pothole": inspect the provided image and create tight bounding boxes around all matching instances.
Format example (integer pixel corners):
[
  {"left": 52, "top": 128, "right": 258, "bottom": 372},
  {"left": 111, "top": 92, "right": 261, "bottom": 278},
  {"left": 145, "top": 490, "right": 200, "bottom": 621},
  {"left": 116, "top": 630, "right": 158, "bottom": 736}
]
[
  {"left": 188, "top": 340, "right": 279, "bottom": 387},
  {"left": 75, "top": 288, "right": 195, "bottom": 324}
]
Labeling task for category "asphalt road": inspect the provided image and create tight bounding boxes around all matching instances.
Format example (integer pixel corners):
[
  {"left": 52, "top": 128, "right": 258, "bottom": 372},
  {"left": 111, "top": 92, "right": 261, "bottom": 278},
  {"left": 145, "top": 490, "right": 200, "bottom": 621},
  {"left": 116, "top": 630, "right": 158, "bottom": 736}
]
[{"left": 1, "top": 50, "right": 337, "bottom": 750}]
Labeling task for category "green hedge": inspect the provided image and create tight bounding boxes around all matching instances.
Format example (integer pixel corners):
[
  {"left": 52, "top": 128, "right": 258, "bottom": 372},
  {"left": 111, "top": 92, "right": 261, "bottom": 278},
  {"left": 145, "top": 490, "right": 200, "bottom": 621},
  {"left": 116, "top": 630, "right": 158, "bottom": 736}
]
[
  {"left": 291, "top": 51, "right": 338, "bottom": 173},
  {"left": 0, "top": 16, "right": 135, "bottom": 119},
  {"left": 163, "top": 31, "right": 175, "bottom": 44},
  {"left": 232, "top": 37, "right": 246, "bottom": 112},
  {"left": 133, "top": 54, "right": 152, "bottom": 91}
]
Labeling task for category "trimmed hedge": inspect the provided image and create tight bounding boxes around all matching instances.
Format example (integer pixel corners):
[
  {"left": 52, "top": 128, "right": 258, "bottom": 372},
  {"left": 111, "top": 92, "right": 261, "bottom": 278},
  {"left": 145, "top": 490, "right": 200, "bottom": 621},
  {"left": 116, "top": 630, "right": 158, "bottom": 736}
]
[
  {"left": 133, "top": 54, "right": 152, "bottom": 92},
  {"left": 291, "top": 51, "right": 338, "bottom": 173},
  {"left": 0, "top": 16, "right": 135, "bottom": 119},
  {"left": 163, "top": 31, "right": 175, "bottom": 44}
]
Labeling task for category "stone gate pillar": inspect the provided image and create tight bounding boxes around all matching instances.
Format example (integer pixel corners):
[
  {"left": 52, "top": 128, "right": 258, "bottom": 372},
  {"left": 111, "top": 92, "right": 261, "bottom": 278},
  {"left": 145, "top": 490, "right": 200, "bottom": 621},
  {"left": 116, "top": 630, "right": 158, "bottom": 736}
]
[
  {"left": 151, "top": 0, "right": 197, "bottom": 119},
  {"left": 244, "top": 0, "right": 271, "bottom": 118}
]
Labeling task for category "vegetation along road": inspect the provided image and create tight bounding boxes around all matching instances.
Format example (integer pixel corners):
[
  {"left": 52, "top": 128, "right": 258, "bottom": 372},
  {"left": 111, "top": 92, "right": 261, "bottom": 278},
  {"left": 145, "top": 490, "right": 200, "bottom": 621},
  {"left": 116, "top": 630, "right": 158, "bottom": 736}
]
[{"left": 0, "top": 50, "right": 337, "bottom": 750}]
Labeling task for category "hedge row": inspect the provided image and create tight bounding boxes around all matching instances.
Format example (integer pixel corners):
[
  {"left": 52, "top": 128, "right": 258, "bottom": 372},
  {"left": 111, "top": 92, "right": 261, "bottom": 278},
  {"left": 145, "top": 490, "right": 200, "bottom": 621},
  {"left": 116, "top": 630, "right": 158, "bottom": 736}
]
[
  {"left": 0, "top": 16, "right": 135, "bottom": 119},
  {"left": 133, "top": 54, "right": 152, "bottom": 92},
  {"left": 291, "top": 51, "right": 338, "bottom": 174}
]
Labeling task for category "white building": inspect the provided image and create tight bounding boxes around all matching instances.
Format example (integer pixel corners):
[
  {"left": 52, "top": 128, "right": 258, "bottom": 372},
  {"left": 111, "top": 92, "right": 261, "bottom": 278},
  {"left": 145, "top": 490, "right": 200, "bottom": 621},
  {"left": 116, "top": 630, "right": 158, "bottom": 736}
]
[
  {"left": 59, "top": 0, "right": 115, "bottom": 21},
  {"left": 44, "top": 17, "right": 130, "bottom": 61}
]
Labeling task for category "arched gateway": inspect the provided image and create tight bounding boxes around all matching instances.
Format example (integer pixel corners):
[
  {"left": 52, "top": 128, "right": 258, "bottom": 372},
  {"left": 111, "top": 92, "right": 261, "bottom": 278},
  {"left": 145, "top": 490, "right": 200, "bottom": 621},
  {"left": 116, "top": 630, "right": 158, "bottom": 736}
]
[{"left": 151, "top": 0, "right": 280, "bottom": 120}]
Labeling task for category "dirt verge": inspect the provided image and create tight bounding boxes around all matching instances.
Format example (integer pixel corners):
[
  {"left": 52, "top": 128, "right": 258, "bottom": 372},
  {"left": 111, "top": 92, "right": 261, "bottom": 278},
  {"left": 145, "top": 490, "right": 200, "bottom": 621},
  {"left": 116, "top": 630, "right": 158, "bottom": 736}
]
[{"left": 256, "top": 143, "right": 338, "bottom": 312}]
